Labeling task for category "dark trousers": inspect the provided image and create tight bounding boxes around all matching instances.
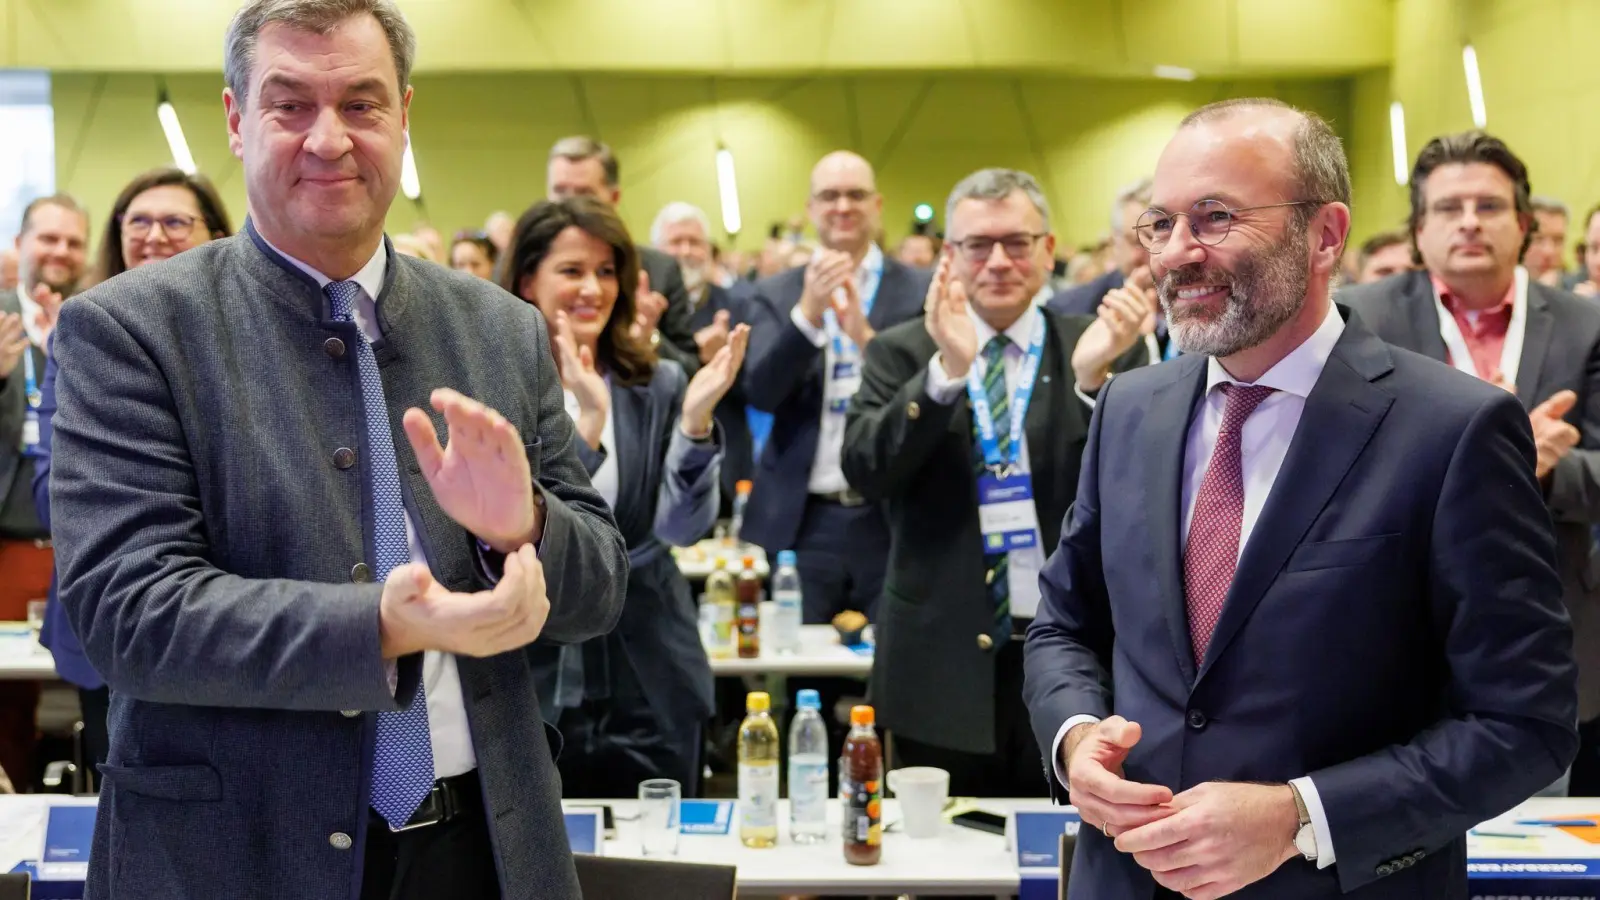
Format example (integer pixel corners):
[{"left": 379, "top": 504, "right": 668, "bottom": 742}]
[
  {"left": 80, "top": 686, "right": 110, "bottom": 774},
  {"left": 1571, "top": 716, "right": 1600, "bottom": 796},
  {"left": 793, "top": 497, "right": 889, "bottom": 625},
  {"left": 891, "top": 639, "right": 1047, "bottom": 798},
  {"left": 554, "top": 696, "right": 703, "bottom": 799},
  {"left": 360, "top": 772, "right": 500, "bottom": 900}
]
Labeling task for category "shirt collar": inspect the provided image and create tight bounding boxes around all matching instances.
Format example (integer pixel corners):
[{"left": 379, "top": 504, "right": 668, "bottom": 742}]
[
  {"left": 257, "top": 234, "right": 388, "bottom": 302},
  {"left": 966, "top": 303, "right": 1040, "bottom": 352},
  {"left": 16, "top": 284, "right": 45, "bottom": 349},
  {"left": 1432, "top": 269, "right": 1518, "bottom": 317},
  {"left": 860, "top": 243, "right": 884, "bottom": 276},
  {"left": 1204, "top": 301, "right": 1344, "bottom": 399}
]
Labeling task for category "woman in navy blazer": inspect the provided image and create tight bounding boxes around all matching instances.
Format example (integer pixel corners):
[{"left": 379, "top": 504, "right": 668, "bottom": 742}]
[
  {"left": 33, "top": 167, "right": 232, "bottom": 775},
  {"left": 501, "top": 197, "right": 749, "bottom": 797}
]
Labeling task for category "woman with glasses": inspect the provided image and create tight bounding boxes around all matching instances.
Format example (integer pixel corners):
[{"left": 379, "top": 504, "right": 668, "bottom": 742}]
[
  {"left": 33, "top": 168, "right": 232, "bottom": 781},
  {"left": 500, "top": 197, "right": 749, "bottom": 797},
  {"left": 94, "top": 168, "right": 233, "bottom": 282}
]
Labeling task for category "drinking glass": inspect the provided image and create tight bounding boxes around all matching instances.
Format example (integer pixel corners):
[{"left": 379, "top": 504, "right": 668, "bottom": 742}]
[
  {"left": 638, "top": 778, "right": 681, "bottom": 856},
  {"left": 26, "top": 600, "right": 46, "bottom": 643}
]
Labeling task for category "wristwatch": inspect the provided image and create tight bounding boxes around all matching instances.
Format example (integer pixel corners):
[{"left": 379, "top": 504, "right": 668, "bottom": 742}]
[{"left": 1289, "top": 782, "right": 1318, "bottom": 861}]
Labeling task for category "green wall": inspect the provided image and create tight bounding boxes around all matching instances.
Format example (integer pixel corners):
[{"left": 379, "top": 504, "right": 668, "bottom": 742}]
[{"left": 50, "top": 71, "right": 1357, "bottom": 258}]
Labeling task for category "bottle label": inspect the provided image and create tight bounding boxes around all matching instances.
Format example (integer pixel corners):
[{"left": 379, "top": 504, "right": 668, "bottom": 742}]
[
  {"left": 789, "top": 761, "right": 829, "bottom": 824},
  {"left": 739, "top": 762, "right": 779, "bottom": 828},
  {"left": 840, "top": 772, "right": 882, "bottom": 846}
]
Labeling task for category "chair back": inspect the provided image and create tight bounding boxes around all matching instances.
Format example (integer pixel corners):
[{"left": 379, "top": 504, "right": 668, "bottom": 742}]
[{"left": 572, "top": 854, "right": 735, "bottom": 900}]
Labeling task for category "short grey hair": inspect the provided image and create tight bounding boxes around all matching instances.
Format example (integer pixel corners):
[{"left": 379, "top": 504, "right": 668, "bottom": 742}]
[
  {"left": 1181, "top": 97, "right": 1351, "bottom": 226},
  {"left": 944, "top": 169, "right": 1052, "bottom": 235},
  {"left": 1531, "top": 195, "right": 1569, "bottom": 218},
  {"left": 224, "top": 0, "right": 417, "bottom": 107},
  {"left": 1110, "top": 177, "right": 1154, "bottom": 231},
  {"left": 650, "top": 202, "right": 712, "bottom": 247}
]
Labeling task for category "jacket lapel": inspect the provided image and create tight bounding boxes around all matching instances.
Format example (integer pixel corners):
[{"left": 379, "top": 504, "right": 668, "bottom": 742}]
[
  {"left": 1146, "top": 355, "right": 1209, "bottom": 686},
  {"left": 1515, "top": 285, "right": 1554, "bottom": 409},
  {"left": 1024, "top": 314, "right": 1075, "bottom": 513},
  {"left": 608, "top": 382, "right": 650, "bottom": 536},
  {"left": 1195, "top": 313, "right": 1396, "bottom": 682},
  {"left": 1399, "top": 271, "right": 1450, "bottom": 364},
  {"left": 868, "top": 260, "right": 919, "bottom": 332}
]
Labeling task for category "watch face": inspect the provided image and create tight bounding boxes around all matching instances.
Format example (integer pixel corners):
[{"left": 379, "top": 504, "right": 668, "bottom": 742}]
[{"left": 1295, "top": 823, "right": 1317, "bottom": 859}]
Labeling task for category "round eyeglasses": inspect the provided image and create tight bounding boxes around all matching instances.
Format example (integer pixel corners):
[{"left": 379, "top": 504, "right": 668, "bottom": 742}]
[{"left": 1133, "top": 199, "right": 1324, "bottom": 252}]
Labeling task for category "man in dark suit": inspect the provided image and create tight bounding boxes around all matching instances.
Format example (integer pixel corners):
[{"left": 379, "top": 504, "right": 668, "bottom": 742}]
[
  {"left": 742, "top": 151, "right": 929, "bottom": 625},
  {"left": 653, "top": 200, "right": 754, "bottom": 518},
  {"left": 49, "top": 3, "right": 627, "bottom": 898},
  {"left": 1026, "top": 99, "right": 1577, "bottom": 900},
  {"left": 1342, "top": 131, "right": 1600, "bottom": 797},
  {"left": 546, "top": 135, "right": 700, "bottom": 374},
  {"left": 843, "top": 168, "right": 1147, "bottom": 796}
]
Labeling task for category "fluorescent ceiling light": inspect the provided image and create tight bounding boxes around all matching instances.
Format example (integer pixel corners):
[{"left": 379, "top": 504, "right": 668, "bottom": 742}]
[
  {"left": 1462, "top": 44, "right": 1487, "bottom": 129},
  {"left": 157, "top": 98, "right": 197, "bottom": 175},
  {"left": 400, "top": 134, "right": 421, "bottom": 201},
  {"left": 716, "top": 147, "right": 742, "bottom": 235},
  {"left": 1389, "top": 101, "right": 1409, "bottom": 186},
  {"left": 1153, "top": 65, "right": 1197, "bottom": 82}
]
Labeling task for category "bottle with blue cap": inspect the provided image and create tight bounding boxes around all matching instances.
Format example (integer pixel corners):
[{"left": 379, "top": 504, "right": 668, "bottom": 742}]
[
  {"left": 771, "top": 549, "right": 803, "bottom": 655},
  {"left": 788, "top": 688, "right": 830, "bottom": 843}
]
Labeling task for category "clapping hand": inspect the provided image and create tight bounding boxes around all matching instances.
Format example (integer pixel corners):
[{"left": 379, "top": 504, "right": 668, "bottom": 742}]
[
  {"left": 631, "top": 269, "right": 669, "bottom": 341},
  {"left": 695, "top": 309, "right": 732, "bottom": 364},
  {"left": 378, "top": 545, "right": 550, "bottom": 659},
  {"left": 1071, "top": 286, "right": 1157, "bottom": 391},
  {"left": 402, "top": 388, "right": 539, "bottom": 553},
  {"left": 1531, "top": 389, "right": 1580, "bottom": 479},
  {"left": 800, "top": 249, "right": 854, "bottom": 328},
  {"left": 832, "top": 277, "right": 875, "bottom": 347},
  {"left": 551, "top": 311, "right": 610, "bottom": 450},
  {"left": 681, "top": 324, "right": 750, "bottom": 437},
  {"left": 0, "top": 313, "right": 27, "bottom": 374},
  {"left": 924, "top": 254, "right": 978, "bottom": 379}
]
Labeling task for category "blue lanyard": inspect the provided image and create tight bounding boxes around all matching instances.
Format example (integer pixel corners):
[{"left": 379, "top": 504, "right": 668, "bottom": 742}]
[
  {"left": 21, "top": 346, "right": 40, "bottom": 410},
  {"left": 824, "top": 264, "right": 882, "bottom": 360},
  {"left": 966, "top": 308, "right": 1047, "bottom": 474}
]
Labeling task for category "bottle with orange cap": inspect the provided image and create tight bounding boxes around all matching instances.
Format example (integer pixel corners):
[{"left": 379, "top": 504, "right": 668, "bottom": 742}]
[
  {"left": 841, "top": 705, "right": 883, "bottom": 865},
  {"left": 728, "top": 479, "right": 754, "bottom": 547},
  {"left": 736, "top": 554, "right": 762, "bottom": 659}
]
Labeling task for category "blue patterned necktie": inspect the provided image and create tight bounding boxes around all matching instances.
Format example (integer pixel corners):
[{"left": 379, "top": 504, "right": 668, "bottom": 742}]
[
  {"left": 325, "top": 280, "right": 436, "bottom": 829},
  {"left": 973, "top": 335, "right": 1014, "bottom": 640}
]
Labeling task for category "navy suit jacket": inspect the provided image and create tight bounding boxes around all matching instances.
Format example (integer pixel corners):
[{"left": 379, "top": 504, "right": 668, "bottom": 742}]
[
  {"left": 1024, "top": 308, "right": 1578, "bottom": 899},
  {"left": 689, "top": 284, "right": 755, "bottom": 519},
  {"left": 31, "top": 337, "right": 104, "bottom": 690},
  {"left": 739, "top": 258, "right": 929, "bottom": 553},
  {"left": 1046, "top": 269, "right": 1123, "bottom": 317}
]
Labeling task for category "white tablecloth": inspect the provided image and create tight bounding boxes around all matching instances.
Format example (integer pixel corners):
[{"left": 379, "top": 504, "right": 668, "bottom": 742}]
[{"left": 0, "top": 623, "right": 57, "bottom": 681}]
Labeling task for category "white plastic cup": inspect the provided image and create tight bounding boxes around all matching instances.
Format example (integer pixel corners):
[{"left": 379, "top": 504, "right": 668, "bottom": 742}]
[{"left": 887, "top": 766, "right": 950, "bottom": 839}]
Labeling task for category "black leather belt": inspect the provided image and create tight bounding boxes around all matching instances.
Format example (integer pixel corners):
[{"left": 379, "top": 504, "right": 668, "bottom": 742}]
[
  {"left": 810, "top": 489, "right": 866, "bottom": 507},
  {"left": 379, "top": 769, "right": 482, "bottom": 833}
]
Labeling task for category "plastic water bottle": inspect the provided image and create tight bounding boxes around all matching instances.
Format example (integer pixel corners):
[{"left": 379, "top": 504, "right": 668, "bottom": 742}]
[
  {"left": 788, "top": 689, "right": 830, "bottom": 844},
  {"left": 771, "top": 550, "right": 803, "bottom": 655}
]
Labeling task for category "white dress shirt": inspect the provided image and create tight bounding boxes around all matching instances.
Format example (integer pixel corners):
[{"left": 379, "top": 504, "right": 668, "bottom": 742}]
[
  {"left": 563, "top": 383, "right": 619, "bottom": 509},
  {"left": 16, "top": 284, "right": 46, "bottom": 350},
  {"left": 925, "top": 307, "right": 1049, "bottom": 617},
  {"left": 263, "top": 235, "right": 477, "bottom": 780},
  {"left": 1051, "top": 302, "right": 1346, "bottom": 868},
  {"left": 789, "top": 243, "right": 884, "bottom": 494}
]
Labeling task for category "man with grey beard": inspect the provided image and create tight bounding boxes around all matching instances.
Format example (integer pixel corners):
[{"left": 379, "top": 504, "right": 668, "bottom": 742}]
[{"left": 1024, "top": 97, "right": 1577, "bottom": 900}]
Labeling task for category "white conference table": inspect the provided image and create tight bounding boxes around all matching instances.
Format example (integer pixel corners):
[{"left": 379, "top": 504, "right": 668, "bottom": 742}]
[
  {"left": 0, "top": 623, "right": 57, "bottom": 681},
  {"left": 705, "top": 624, "right": 872, "bottom": 678},
  {"left": 10, "top": 796, "right": 1600, "bottom": 897},
  {"left": 674, "top": 540, "right": 769, "bottom": 581}
]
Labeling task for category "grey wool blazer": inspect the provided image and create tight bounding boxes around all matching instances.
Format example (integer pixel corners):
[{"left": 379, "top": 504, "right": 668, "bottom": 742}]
[{"left": 48, "top": 221, "right": 627, "bottom": 900}]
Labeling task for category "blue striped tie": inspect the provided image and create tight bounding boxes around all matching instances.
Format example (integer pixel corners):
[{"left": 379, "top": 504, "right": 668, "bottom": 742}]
[
  {"left": 974, "top": 335, "right": 1013, "bottom": 640},
  {"left": 326, "top": 280, "right": 436, "bottom": 829}
]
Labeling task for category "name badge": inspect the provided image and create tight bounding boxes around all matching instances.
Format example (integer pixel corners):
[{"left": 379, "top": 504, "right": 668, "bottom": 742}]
[
  {"left": 832, "top": 360, "right": 859, "bottom": 381},
  {"left": 977, "top": 471, "right": 1041, "bottom": 552},
  {"left": 824, "top": 358, "right": 863, "bottom": 417},
  {"left": 21, "top": 409, "right": 42, "bottom": 456}
]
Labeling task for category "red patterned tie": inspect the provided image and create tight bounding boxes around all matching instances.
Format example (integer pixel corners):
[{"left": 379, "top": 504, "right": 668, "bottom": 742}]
[{"left": 1184, "top": 383, "right": 1276, "bottom": 665}]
